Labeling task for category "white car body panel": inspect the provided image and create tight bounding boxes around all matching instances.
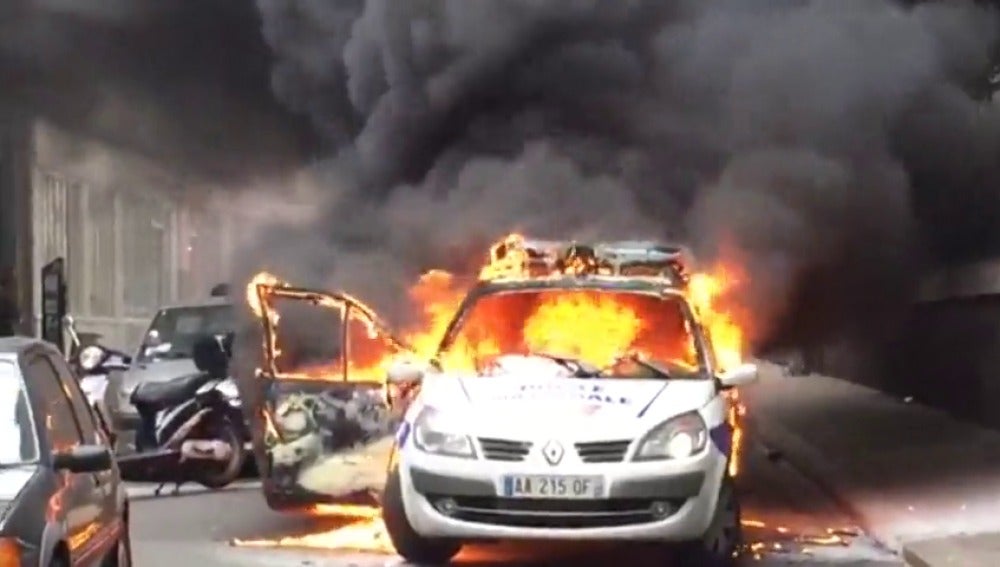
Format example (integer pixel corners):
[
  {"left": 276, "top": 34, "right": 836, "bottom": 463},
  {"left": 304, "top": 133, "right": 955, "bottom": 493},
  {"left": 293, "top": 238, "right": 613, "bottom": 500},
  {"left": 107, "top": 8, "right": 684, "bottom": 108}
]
[{"left": 393, "top": 355, "right": 733, "bottom": 542}]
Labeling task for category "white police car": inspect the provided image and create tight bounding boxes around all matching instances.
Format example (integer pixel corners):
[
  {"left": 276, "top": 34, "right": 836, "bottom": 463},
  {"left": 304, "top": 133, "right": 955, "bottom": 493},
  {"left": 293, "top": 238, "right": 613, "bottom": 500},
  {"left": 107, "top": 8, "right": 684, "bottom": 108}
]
[{"left": 380, "top": 275, "right": 758, "bottom": 566}]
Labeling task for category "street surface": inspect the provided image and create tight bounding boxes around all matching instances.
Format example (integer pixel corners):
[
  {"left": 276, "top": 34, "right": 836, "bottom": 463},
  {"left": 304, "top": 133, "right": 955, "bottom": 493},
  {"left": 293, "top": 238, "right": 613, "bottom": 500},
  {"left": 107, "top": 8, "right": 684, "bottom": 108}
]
[{"left": 129, "top": 431, "right": 901, "bottom": 566}]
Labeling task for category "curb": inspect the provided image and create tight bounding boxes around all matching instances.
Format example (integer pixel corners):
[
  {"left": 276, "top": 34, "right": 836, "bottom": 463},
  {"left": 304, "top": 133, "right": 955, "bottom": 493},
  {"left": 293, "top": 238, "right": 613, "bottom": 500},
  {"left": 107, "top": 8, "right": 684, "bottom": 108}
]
[
  {"left": 897, "top": 533, "right": 1000, "bottom": 567},
  {"left": 743, "top": 412, "right": 889, "bottom": 551}
]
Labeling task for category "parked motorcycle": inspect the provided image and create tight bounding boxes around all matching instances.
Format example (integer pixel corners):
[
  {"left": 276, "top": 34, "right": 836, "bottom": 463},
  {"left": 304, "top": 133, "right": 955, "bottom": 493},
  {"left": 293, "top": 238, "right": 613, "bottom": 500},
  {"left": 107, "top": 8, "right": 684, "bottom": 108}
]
[
  {"left": 116, "top": 333, "right": 248, "bottom": 495},
  {"left": 64, "top": 315, "right": 132, "bottom": 425}
]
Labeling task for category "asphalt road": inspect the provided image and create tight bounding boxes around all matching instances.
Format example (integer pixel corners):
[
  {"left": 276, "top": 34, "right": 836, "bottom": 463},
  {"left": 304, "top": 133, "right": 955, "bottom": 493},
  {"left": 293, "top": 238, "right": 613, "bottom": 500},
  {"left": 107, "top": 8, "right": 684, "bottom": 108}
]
[{"left": 129, "top": 433, "right": 902, "bottom": 566}]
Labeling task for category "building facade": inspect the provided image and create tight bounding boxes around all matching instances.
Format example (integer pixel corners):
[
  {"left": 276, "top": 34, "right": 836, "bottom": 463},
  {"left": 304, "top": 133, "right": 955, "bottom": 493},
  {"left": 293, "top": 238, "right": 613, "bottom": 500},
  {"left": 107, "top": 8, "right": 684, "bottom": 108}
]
[{"left": 1, "top": 118, "right": 240, "bottom": 350}]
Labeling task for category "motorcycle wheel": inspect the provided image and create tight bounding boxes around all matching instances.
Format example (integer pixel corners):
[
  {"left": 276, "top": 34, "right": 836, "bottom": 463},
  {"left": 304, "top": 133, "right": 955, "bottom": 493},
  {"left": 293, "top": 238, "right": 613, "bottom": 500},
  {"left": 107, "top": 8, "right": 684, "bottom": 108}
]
[{"left": 196, "top": 418, "right": 247, "bottom": 490}]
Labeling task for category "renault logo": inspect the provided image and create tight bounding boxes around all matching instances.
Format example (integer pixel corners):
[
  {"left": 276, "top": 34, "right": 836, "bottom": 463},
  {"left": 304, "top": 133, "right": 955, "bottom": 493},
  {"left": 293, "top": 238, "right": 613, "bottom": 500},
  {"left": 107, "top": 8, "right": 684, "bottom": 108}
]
[{"left": 542, "top": 440, "right": 564, "bottom": 465}]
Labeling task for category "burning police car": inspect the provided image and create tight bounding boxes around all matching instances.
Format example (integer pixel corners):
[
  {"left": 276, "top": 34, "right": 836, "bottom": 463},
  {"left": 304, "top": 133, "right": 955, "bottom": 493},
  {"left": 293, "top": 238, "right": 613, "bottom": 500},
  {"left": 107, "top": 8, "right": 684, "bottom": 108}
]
[
  {"left": 247, "top": 237, "right": 755, "bottom": 566},
  {"left": 380, "top": 239, "right": 757, "bottom": 566}
]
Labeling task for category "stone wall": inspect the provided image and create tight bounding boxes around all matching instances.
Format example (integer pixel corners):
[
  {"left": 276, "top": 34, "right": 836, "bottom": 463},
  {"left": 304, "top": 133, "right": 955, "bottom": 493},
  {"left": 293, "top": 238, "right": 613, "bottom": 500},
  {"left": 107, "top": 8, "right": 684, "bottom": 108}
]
[
  {"left": 28, "top": 120, "right": 240, "bottom": 351},
  {"left": 887, "top": 294, "right": 1000, "bottom": 430},
  {"left": 808, "top": 260, "right": 1000, "bottom": 430}
]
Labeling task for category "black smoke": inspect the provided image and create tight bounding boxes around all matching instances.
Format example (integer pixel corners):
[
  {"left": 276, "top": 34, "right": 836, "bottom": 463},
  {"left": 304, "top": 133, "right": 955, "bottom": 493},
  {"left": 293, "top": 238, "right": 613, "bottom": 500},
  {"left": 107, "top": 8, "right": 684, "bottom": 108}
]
[
  {"left": 0, "top": 0, "right": 315, "bottom": 182},
  {"left": 240, "top": 0, "right": 999, "bottom": 373}
]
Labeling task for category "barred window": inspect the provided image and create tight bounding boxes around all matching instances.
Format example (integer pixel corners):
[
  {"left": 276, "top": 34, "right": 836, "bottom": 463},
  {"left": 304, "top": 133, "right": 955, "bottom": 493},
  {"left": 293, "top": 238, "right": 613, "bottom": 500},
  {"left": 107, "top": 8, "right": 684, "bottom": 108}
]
[
  {"left": 86, "top": 187, "right": 117, "bottom": 317},
  {"left": 35, "top": 173, "right": 68, "bottom": 271},
  {"left": 179, "top": 210, "right": 225, "bottom": 301},
  {"left": 120, "top": 191, "right": 170, "bottom": 318}
]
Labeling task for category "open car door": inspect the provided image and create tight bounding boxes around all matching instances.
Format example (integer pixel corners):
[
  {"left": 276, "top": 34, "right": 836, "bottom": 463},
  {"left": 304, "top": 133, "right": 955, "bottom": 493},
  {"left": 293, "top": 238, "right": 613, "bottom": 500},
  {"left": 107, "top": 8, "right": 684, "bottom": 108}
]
[{"left": 252, "top": 281, "right": 411, "bottom": 511}]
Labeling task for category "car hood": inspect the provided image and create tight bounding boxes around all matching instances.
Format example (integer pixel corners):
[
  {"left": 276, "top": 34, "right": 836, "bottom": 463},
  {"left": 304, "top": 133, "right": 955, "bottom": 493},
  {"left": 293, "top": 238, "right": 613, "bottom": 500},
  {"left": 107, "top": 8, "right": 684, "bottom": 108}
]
[
  {"left": 421, "top": 358, "right": 715, "bottom": 439},
  {"left": 120, "top": 359, "right": 197, "bottom": 391}
]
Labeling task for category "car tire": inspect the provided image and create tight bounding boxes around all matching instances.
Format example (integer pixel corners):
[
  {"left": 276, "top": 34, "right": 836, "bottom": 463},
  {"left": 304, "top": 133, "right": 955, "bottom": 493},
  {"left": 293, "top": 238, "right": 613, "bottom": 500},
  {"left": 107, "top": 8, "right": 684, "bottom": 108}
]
[
  {"left": 670, "top": 476, "right": 741, "bottom": 567},
  {"left": 382, "top": 467, "right": 461, "bottom": 565}
]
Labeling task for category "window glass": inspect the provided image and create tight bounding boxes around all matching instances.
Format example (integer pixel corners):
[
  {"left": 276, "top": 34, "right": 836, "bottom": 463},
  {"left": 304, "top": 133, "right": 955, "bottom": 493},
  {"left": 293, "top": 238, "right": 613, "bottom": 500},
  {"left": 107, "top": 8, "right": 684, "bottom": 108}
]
[
  {"left": 137, "top": 304, "right": 234, "bottom": 363},
  {"left": 440, "top": 289, "right": 701, "bottom": 375},
  {"left": 25, "top": 357, "right": 84, "bottom": 450},
  {"left": 47, "top": 355, "right": 100, "bottom": 444},
  {"left": 0, "top": 361, "right": 39, "bottom": 464}
]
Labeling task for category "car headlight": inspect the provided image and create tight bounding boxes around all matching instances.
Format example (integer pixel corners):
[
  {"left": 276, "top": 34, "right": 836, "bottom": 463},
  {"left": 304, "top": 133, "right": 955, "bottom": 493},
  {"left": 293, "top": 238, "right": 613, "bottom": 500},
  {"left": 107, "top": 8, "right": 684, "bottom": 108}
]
[
  {"left": 412, "top": 406, "right": 476, "bottom": 459},
  {"left": 78, "top": 346, "right": 106, "bottom": 371},
  {"left": 634, "top": 412, "right": 708, "bottom": 461}
]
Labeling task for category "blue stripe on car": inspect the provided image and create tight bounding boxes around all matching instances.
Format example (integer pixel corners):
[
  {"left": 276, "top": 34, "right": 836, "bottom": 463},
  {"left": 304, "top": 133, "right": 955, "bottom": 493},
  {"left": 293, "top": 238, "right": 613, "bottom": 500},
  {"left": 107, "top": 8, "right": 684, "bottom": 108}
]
[
  {"left": 709, "top": 421, "right": 733, "bottom": 458},
  {"left": 396, "top": 421, "right": 411, "bottom": 448}
]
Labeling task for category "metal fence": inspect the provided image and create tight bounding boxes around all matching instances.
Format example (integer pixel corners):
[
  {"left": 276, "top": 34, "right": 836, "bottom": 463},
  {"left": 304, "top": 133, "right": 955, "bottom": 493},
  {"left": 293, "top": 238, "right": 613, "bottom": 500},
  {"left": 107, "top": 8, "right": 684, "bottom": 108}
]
[{"left": 31, "top": 169, "right": 237, "bottom": 352}]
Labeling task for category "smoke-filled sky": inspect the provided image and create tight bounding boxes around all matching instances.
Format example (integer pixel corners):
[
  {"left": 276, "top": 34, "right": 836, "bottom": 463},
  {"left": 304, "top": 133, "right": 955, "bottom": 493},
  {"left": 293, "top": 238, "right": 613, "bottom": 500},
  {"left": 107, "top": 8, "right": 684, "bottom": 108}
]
[
  {"left": 0, "top": 0, "right": 315, "bottom": 182},
  {"left": 244, "top": 0, "right": 1000, "bottom": 355},
  {"left": 4, "top": 0, "right": 999, "bottom": 357}
]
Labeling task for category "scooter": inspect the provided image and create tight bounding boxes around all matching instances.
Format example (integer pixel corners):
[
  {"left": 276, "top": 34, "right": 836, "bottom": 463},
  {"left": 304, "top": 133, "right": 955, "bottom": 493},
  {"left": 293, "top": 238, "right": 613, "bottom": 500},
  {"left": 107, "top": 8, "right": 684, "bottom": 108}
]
[
  {"left": 116, "top": 334, "right": 248, "bottom": 495},
  {"left": 64, "top": 315, "right": 131, "bottom": 430}
]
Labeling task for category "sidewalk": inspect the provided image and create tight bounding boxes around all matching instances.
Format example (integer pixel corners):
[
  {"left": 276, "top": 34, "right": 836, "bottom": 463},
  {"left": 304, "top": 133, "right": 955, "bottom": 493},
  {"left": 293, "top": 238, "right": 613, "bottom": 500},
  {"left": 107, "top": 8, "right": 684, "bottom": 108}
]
[{"left": 742, "top": 364, "right": 1000, "bottom": 566}]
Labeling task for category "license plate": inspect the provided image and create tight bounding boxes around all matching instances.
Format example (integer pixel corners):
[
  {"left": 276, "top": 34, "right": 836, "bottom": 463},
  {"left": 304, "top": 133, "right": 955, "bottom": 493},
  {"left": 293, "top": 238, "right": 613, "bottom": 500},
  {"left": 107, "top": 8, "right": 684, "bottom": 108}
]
[{"left": 501, "top": 475, "right": 603, "bottom": 499}]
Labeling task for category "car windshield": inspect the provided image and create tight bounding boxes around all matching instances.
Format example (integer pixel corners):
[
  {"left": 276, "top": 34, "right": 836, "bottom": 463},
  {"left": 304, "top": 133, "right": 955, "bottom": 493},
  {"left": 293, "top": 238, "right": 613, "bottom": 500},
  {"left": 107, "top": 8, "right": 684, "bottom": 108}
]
[
  {"left": 437, "top": 287, "right": 705, "bottom": 378},
  {"left": 137, "top": 304, "right": 234, "bottom": 362},
  {"left": 0, "top": 361, "right": 39, "bottom": 465}
]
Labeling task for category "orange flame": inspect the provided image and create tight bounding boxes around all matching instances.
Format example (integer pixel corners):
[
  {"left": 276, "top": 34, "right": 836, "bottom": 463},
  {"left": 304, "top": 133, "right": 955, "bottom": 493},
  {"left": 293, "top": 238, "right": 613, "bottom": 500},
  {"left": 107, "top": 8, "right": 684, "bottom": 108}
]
[
  {"left": 689, "top": 263, "right": 745, "bottom": 372},
  {"left": 239, "top": 233, "right": 750, "bottom": 553},
  {"left": 246, "top": 235, "right": 746, "bottom": 382}
]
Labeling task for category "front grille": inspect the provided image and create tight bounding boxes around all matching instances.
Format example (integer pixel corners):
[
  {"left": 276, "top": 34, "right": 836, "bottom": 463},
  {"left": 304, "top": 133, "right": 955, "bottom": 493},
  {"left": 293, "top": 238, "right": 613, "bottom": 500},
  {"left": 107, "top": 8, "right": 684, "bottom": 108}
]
[
  {"left": 435, "top": 496, "right": 678, "bottom": 528},
  {"left": 478, "top": 438, "right": 532, "bottom": 462},
  {"left": 574, "top": 440, "right": 631, "bottom": 463}
]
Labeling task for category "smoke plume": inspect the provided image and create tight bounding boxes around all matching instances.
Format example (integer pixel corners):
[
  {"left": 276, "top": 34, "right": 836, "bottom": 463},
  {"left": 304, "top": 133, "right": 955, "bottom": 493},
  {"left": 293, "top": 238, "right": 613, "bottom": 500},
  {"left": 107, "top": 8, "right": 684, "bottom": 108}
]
[
  {"left": 0, "top": 0, "right": 313, "bottom": 183},
  {"left": 240, "top": 0, "right": 999, "bottom": 368}
]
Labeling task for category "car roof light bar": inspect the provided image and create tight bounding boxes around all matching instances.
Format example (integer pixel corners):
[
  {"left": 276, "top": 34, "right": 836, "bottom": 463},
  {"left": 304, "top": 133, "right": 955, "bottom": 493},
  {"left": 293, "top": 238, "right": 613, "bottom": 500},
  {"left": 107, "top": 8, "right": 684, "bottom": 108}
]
[{"left": 481, "top": 235, "right": 693, "bottom": 283}]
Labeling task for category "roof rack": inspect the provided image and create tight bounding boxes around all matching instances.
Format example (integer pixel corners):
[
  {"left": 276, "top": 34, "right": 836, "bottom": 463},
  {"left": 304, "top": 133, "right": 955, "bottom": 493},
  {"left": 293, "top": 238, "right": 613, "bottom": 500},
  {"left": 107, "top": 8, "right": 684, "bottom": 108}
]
[{"left": 480, "top": 235, "right": 693, "bottom": 284}]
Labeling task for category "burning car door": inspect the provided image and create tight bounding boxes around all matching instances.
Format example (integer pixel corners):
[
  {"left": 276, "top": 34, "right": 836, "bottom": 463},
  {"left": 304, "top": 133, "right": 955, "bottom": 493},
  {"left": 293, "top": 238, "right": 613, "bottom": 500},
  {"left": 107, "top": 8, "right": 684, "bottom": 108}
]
[{"left": 251, "top": 280, "right": 411, "bottom": 510}]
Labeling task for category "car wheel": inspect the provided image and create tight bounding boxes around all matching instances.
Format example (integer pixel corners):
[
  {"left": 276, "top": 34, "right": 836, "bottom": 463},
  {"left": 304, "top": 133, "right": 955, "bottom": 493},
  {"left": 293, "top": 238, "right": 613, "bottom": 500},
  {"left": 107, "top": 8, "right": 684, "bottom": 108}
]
[
  {"left": 382, "top": 467, "right": 461, "bottom": 565},
  {"left": 671, "top": 477, "right": 741, "bottom": 567}
]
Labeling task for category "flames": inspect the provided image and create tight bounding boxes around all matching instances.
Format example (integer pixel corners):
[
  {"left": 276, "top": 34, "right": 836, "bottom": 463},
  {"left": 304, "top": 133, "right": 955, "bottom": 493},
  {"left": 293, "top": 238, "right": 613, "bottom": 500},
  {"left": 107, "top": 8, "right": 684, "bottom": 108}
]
[
  {"left": 689, "top": 264, "right": 746, "bottom": 372},
  {"left": 240, "top": 233, "right": 749, "bottom": 554},
  {"left": 524, "top": 292, "right": 648, "bottom": 367},
  {"left": 246, "top": 234, "right": 747, "bottom": 380},
  {"left": 246, "top": 271, "right": 410, "bottom": 382}
]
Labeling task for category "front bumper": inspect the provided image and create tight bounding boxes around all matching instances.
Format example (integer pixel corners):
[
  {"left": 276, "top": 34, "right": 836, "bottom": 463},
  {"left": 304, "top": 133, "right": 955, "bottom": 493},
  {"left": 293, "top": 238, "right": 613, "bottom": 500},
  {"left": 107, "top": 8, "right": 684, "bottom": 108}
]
[{"left": 397, "top": 447, "right": 727, "bottom": 542}]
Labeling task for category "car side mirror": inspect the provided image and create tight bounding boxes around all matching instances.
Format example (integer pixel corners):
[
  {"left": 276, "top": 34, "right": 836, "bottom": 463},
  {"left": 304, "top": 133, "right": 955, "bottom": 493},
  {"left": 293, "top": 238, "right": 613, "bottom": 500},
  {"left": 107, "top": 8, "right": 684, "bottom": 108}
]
[
  {"left": 387, "top": 360, "right": 425, "bottom": 385},
  {"left": 717, "top": 362, "right": 759, "bottom": 390},
  {"left": 52, "top": 445, "right": 113, "bottom": 473}
]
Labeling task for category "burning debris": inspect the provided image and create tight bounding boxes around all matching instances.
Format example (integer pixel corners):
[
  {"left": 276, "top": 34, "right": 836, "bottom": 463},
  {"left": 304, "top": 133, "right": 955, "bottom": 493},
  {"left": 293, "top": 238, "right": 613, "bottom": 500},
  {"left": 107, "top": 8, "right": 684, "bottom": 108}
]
[{"left": 232, "top": 504, "right": 394, "bottom": 554}]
